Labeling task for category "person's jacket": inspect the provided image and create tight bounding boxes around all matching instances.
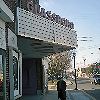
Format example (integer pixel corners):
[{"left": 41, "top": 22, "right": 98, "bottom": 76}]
[{"left": 57, "top": 80, "right": 66, "bottom": 91}]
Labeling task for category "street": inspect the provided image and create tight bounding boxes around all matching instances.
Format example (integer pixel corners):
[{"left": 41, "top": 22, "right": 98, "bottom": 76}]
[{"left": 66, "top": 77, "right": 100, "bottom": 100}]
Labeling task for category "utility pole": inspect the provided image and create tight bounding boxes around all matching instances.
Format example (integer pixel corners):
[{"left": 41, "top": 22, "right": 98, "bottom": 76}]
[{"left": 73, "top": 52, "right": 78, "bottom": 90}]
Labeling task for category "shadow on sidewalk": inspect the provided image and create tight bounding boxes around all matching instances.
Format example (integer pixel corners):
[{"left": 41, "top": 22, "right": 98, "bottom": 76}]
[{"left": 41, "top": 90, "right": 58, "bottom": 100}]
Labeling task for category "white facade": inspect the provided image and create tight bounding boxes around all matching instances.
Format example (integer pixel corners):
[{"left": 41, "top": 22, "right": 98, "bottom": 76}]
[
  {"left": 0, "top": 0, "right": 14, "bottom": 50},
  {"left": 0, "top": 0, "right": 14, "bottom": 22},
  {"left": 0, "top": 19, "right": 6, "bottom": 50},
  {"left": 42, "top": 57, "right": 50, "bottom": 94},
  {"left": 8, "top": 29, "right": 18, "bottom": 49}
]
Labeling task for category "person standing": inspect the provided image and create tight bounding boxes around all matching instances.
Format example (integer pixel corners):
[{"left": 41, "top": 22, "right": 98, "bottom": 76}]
[{"left": 57, "top": 77, "right": 66, "bottom": 100}]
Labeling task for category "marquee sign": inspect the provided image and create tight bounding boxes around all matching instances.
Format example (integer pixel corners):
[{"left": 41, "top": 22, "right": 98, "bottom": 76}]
[{"left": 27, "top": 1, "right": 74, "bottom": 29}]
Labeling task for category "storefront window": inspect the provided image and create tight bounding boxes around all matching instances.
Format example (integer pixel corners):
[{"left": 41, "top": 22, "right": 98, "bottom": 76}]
[{"left": 0, "top": 55, "right": 3, "bottom": 99}]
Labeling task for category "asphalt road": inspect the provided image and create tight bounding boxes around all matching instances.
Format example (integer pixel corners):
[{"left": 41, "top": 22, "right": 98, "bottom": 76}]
[{"left": 66, "top": 77, "right": 100, "bottom": 100}]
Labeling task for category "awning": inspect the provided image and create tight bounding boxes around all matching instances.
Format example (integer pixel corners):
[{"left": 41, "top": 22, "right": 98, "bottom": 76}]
[{"left": 18, "top": 35, "right": 75, "bottom": 58}]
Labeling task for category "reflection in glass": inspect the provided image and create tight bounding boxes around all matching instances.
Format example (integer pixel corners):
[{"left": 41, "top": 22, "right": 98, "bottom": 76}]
[
  {"left": 0, "top": 55, "right": 3, "bottom": 100},
  {"left": 13, "top": 56, "right": 18, "bottom": 90}
]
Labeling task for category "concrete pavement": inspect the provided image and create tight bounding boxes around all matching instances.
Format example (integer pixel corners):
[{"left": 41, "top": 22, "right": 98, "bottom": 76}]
[
  {"left": 19, "top": 85, "right": 62, "bottom": 100},
  {"left": 20, "top": 85, "right": 94, "bottom": 100},
  {"left": 20, "top": 88, "right": 69, "bottom": 100},
  {"left": 67, "top": 90, "right": 93, "bottom": 100}
]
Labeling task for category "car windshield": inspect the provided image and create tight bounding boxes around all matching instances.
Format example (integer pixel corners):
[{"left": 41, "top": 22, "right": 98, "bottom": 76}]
[{"left": 94, "top": 75, "right": 100, "bottom": 78}]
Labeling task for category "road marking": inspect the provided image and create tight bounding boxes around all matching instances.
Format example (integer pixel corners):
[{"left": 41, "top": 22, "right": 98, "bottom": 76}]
[{"left": 82, "top": 90, "right": 96, "bottom": 100}]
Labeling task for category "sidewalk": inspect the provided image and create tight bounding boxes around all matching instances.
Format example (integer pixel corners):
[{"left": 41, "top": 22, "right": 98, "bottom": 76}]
[
  {"left": 67, "top": 90, "right": 93, "bottom": 100},
  {"left": 20, "top": 85, "right": 94, "bottom": 100},
  {"left": 20, "top": 85, "right": 68, "bottom": 100}
]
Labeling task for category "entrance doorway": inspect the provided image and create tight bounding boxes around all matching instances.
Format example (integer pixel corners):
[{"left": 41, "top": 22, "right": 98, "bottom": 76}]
[{"left": 9, "top": 47, "right": 22, "bottom": 99}]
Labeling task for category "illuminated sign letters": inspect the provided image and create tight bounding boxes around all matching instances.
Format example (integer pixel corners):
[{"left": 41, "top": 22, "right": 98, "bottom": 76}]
[{"left": 27, "top": 2, "right": 74, "bottom": 29}]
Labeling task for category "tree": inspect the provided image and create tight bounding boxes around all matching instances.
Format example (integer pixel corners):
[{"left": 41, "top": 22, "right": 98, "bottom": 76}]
[{"left": 47, "top": 51, "right": 72, "bottom": 83}]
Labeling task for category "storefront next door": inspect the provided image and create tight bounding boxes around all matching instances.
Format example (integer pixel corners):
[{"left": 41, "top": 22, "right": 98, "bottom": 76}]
[
  {"left": 0, "top": 49, "right": 6, "bottom": 100},
  {"left": 0, "top": 55, "right": 3, "bottom": 100}
]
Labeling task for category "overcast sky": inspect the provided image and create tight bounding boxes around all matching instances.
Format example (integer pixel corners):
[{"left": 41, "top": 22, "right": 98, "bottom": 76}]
[{"left": 39, "top": 0, "right": 100, "bottom": 68}]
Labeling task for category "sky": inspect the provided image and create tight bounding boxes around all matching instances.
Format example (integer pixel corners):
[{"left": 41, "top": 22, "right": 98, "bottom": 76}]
[{"left": 39, "top": 0, "right": 100, "bottom": 69}]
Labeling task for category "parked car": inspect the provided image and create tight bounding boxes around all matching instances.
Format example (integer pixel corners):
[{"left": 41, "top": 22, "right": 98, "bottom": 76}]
[
  {"left": 90, "top": 74, "right": 100, "bottom": 85},
  {"left": 72, "top": 75, "right": 78, "bottom": 79}
]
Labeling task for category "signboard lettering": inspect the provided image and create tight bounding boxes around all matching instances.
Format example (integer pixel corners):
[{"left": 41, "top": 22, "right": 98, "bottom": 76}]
[{"left": 27, "top": 1, "right": 74, "bottom": 29}]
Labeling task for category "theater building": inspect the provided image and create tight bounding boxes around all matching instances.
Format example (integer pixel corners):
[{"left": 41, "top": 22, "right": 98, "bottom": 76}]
[{"left": 0, "top": 0, "right": 77, "bottom": 99}]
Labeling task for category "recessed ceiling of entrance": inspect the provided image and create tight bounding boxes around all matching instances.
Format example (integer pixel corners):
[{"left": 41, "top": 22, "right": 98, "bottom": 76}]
[{"left": 18, "top": 35, "right": 75, "bottom": 58}]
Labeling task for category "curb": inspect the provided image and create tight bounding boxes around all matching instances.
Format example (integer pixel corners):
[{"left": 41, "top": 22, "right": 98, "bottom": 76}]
[
  {"left": 81, "top": 90, "right": 96, "bottom": 100},
  {"left": 48, "top": 85, "right": 55, "bottom": 86},
  {"left": 66, "top": 90, "right": 71, "bottom": 100}
]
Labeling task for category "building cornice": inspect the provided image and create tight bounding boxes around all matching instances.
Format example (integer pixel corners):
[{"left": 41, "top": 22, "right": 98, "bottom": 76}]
[{"left": 0, "top": 0, "right": 14, "bottom": 22}]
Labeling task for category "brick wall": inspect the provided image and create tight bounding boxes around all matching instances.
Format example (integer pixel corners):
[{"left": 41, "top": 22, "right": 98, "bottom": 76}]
[{"left": 5, "top": 23, "right": 10, "bottom": 100}]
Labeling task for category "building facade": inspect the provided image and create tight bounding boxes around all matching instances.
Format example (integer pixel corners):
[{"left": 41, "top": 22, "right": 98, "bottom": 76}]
[
  {"left": 0, "top": 0, "right": 14, "bottom": 100},
  {"left": 0, "top": 0, "right": 77, "bottom": 99}
]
